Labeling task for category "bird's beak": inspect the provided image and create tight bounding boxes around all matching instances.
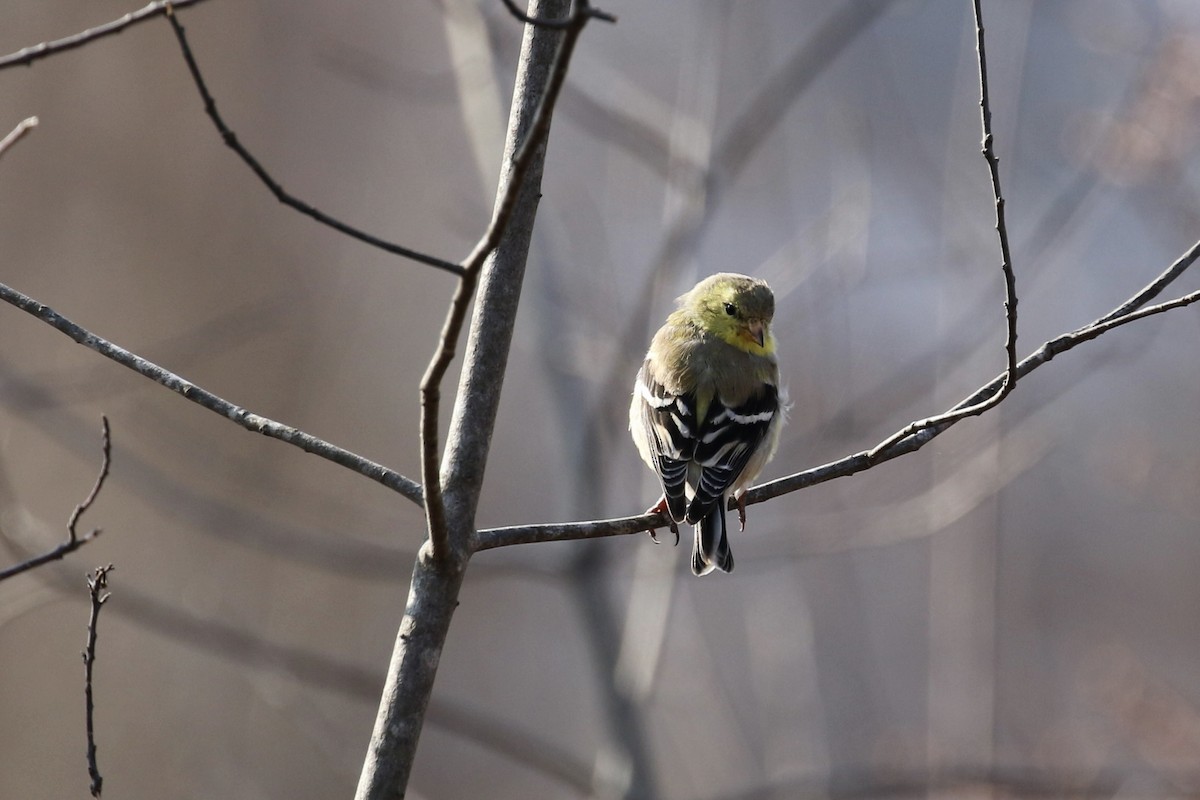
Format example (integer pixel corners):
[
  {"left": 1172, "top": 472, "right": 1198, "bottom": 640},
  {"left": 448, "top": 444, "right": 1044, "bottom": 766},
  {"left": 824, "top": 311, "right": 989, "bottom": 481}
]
[{"left": 747, "top": 319, "right": 766, "bottom": 347}]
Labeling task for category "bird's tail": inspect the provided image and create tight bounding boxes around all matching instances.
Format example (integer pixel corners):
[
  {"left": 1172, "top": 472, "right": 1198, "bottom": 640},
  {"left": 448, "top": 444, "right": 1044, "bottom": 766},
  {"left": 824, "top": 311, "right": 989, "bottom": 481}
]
[{"left": 692, "top": 502, "right": 734, "bottom": 576}]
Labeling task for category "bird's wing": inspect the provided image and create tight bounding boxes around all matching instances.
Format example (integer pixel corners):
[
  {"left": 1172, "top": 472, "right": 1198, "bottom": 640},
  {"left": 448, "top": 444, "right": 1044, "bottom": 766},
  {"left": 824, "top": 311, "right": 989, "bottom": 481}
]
[
  {"left": 685, "top": 384, "right": 779, "bottom": 525},
  {"left": 634, "top": 364, "right": 697, "bottom": 522}
]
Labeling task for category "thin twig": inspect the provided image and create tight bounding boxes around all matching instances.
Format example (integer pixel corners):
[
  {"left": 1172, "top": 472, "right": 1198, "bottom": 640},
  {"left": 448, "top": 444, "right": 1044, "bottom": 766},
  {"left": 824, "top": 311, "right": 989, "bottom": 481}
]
[
  {"left": 421, "top": 0, "right": 594, "bottom": 560},
  {"left": 865, "top": 0, "right": 1018, "bottom": 459},
  {"left": 476, "top": 513, "right": 666, "bottom": 551},
  {"left": 0, "top": 0, "right": 210, "bottom": 70},
  {"left": 1091, "top": 237, "right": 1200, "bottom": 326},
  {"left": 69, "top": 417, "right": 113, "bottom": 541},
  {"left": 0, "top": 417, "right": 111, "bottom": 583},
  {"left": 499, "top": 0, "right": 617, "bottom": 28},
  {"left": 162, "top": 7, "right": 463, "bottom": 276},
  {"left": 736, "top": 283, "right": 1200, "bottom": 506},
  {"left": 975, "top": 0, "right": 1018, "bottom": 392},
  {"left": 0, "top": 116, "right": 38, "bottom": 161},
  {"left": 0, "top": 282, "right": 424, "bottom": 505},
  {"left": 83, "top": 563, "right": 114, "bottom": 798},
  {"left": 474, "top": 242, "right": 1200, "bottom": 551}
]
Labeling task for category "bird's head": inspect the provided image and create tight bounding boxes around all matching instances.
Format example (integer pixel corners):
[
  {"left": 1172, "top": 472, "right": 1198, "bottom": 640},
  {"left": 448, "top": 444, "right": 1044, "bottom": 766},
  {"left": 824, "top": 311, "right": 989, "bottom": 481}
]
[{"left": 684, "top": 273, "right": 776, "bottom": 355}]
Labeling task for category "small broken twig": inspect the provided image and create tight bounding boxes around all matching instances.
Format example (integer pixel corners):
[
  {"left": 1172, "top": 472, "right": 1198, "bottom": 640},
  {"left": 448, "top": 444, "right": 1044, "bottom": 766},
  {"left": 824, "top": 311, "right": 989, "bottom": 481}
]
[
  {"left": 0, "top": 116, "right": 38, "bottom": 162},
  {"left": 83, "top": 563, "right": 115, "bottom": 798},
  {"left": 0, "top": 416, "right": 111, "bottom": 583}
]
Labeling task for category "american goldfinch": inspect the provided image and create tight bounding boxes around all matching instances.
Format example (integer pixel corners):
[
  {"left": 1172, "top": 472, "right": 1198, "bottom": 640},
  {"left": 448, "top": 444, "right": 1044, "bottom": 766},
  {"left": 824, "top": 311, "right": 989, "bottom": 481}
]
[{"left": 630, "top": 273, "right": 784, "bottom": 576}]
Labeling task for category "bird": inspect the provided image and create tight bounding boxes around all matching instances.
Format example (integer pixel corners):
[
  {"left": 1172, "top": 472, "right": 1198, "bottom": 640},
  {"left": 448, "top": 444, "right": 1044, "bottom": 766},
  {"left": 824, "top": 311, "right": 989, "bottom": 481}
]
[{"left": 630, "top": 273, "right": 785, "bottom": 575}]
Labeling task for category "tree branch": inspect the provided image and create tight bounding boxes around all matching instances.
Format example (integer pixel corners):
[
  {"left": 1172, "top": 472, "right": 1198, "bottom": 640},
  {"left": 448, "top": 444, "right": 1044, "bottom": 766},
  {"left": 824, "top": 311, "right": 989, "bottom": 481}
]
[
  {"left": 973, "top": 0, "right": 1018, "bottom": 390},
  {"left": 83, "top": 563, "right": 114, "bottom": 798},
  {"left": 1092, "top": 236, "right": 1200, "bottom": 326},
  {"left": 866, "top": 0, "right": 1018, "bottom": 458},
  {"left": 0, "top": 0, "right": 211, "bottom": 70},
  {"left": 0, "top": 416, "right": 111, "bottom": 583},
  {"left": 476, "top": 512, "right": 665, "bottom": 551},
  {"left": 161, "top": 8, "right": 463, "bottom": 275},
  {"left": 970, "top": 0, "right": 1019, "bottom": 392},
  {"left": 0, "top": 282, "right": 424, "bottom": 505},
  {"left": 0, "top": 116, "right": 38, "bottom": 162},
  {"left": 474, "top": 239, "right": 1200, "bottom": 551},
  {"left": 725, "top": 278, "right": 1200, "bottom": 507},
  {"left": 356, "top": 2, "right": 592, "bottom": 796},
  {"left": 68, "top": 417, "right": 113, "bottom": 542},
  {"left": 421, "top": 0, "right": 595, "bottom": 560}
]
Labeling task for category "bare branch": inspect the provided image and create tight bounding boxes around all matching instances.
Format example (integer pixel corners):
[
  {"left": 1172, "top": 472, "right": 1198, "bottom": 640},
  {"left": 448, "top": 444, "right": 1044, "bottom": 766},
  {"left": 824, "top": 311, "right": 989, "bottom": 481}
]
[
  {"left": 1092, "top": 236, "right": 1200, "bottom": 326},
  {"left": 476, "top": 512, "right": 666, "bottom": 551},
  {"left": 421, "top": 0, "right": 595, "bottom": 560},
  {"left": 83, "top": 563, "right": 114, "bottom": 798},
  {"left": 69, "top": 417, "right": 113, "bottom": 542},
  {"left": 866, "top": 0, "right": 1019, "bottom": 459},
  {"left": 474, "top": 240, "right": 1200, "bottom": 551},
  {"left": 968, "top": 0, "right": 1021, "bottom": 393},
  {"left": 0, "top": 416, "right": 110, "bottom": 583},
  {"left": 1066, "top": 287, "right": 1200, "bottom": 343},
  {"left": 48, "top": 557, "right": 591, "bottom": 792},
  {"left": 973, "top": 0, "right": 1018, "bottom": 392},
  {"left": 743, "top": 284, "right": 1200, "bottom": 507},
  {"left": 162, "top": 8, "right": 463, "bottom": 276},
  {"left": 0, "top": 0, "right": 211, "bottom": 70},
  {"left": 0, "top": 282, "right": 424, "bottom": 505},
  {"left": 0, "top": 116, "right": 38, "bottom": 161},
  {"left": 357, "top": 3, "right": 592, "bottom": 795}
]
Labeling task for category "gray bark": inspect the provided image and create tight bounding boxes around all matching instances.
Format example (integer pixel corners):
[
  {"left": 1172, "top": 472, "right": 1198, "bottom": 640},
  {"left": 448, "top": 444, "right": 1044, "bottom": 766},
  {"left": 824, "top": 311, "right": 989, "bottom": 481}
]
[{"left": 354, "top": 2, "right": 569, "bottom": 797}]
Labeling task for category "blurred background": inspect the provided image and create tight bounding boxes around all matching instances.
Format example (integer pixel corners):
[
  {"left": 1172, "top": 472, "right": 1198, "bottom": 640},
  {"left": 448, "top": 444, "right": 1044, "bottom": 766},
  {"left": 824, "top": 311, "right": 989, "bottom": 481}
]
[{"left": 2, "top": 1, "right": 1200, "bottom": 797}]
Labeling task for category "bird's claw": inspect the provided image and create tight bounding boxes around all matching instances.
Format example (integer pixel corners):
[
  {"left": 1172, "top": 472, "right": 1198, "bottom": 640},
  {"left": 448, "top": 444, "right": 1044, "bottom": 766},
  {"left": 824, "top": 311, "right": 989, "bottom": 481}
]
[
  {"left": 736, "top": 495, "right": 747, "bottom": 532},
  {"left": 648, "top": 521, "right": 680, "bottom": 546},
  {"left": 645, "top": 497, "right": 681, "bottom": 546}
]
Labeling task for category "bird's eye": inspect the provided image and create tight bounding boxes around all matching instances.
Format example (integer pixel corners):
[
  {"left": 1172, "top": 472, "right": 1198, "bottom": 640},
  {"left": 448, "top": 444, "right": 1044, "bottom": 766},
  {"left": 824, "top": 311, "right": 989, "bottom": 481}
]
[{"left": 724, "top": 302, "right": 737, "bottom": 316}]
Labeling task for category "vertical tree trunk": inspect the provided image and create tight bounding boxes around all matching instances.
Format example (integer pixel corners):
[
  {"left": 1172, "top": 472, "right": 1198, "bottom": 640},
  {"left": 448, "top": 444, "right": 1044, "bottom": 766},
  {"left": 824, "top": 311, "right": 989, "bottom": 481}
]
[
  {"left": 354, "top": 2, "right": 568, "bottom": 797},
  {"left": 355, "top": 553, "right": 468, "bottom": 800}
]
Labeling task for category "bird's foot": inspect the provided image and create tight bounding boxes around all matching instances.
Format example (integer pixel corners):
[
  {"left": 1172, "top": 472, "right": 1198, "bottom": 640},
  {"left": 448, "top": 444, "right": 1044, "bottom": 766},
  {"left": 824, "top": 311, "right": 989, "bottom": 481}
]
[
  {"left": 645, "top": 496, "right": 680, "bottom": 546},
  {"left": 736, "top": 495, "right": 747, "bottom": 532}
]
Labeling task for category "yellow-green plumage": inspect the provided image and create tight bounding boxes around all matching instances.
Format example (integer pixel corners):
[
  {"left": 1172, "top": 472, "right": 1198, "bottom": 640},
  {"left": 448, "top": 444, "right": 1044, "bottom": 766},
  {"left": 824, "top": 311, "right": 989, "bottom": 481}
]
[{"left": 630, "top": 273, "right": 785, "bottom": 575}]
